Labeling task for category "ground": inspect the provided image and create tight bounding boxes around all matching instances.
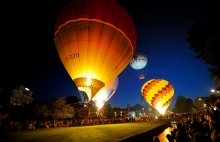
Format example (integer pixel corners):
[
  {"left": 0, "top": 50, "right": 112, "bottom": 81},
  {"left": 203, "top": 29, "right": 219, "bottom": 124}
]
[{"left": 0, "top": 120, "right": 170, "bottom": 142}]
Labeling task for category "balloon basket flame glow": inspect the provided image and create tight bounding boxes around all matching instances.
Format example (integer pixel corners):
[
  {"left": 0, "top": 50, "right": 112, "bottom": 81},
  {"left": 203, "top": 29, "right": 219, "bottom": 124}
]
[
  {"left": 86, "top": 78, "right": 91, "bottom": 86},
  {"left": 92, "top": 77, "right": 118, "bottom": 109},
  {"left": 139, "top": 75, "right": 145, "bottom": 80},
  {"left": 94, "top": 100, "right": 106, "bottom": 109},
  {"left": 157, "top": 108, "right": 166, "bottom": 115},
  {"left": 155, "top": 104, "right": 167, "bottom": 115}
]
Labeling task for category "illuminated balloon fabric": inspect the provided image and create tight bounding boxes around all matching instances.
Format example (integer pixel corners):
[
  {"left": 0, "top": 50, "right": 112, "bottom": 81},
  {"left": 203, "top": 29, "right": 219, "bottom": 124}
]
[
  {"left": 54, "top": 0, "right": 137, "bottom": 101},
  {"left": 130, "top": 52, "right": 147, "bottom": 70},
  {"left": 141, "top": 79, "right": 174, "bottom": 114},
  {"left": 92, "top": 77, "right": 119, "bottom": 108}
]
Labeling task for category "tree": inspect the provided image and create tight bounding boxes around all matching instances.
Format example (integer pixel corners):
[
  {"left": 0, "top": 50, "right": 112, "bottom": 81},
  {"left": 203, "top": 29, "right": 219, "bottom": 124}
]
[
  {"left": 204, "top": 95, "right": 219, "bottom": 107},
  {"left": 49, "top": 98, "right": 75, "bottom": 120},
  {"left": 174, "top": 95, "right": 195, "bottom": 113},
  {"left": 65, "top": 96, "right": 80, "bottom": 106},
  {"left": 33, "top": 98, "right": 75, "bottom": 127},
  {"left": 32, "top": 100, "right": 50, "bottom": 118},
  {"left": 186, "top": 19, "right": 220, "bottom": 77},
  {"left": 102, "top": 104, "right": 114, "bottom": 118},
  {"left": 174, "top": 95, "right": 185, "bottom": 112},
  {"left": 185, "top": 98, "right": 195, "bottom": 111}
]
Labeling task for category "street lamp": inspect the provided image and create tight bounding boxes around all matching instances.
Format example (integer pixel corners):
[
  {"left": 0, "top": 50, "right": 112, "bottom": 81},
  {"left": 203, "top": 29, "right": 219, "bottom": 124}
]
[
  {"left": 211, "top": 89, "right": 215, "bottom": 93},
  {"left": 114, "top": 112, "right": 117, "bottom": 118},
  {"left": 211, "top": 89, "right": 220, "bottom": 95}
]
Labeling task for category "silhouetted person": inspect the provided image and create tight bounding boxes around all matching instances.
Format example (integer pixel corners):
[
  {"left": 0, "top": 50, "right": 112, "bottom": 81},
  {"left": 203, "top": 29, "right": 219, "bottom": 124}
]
[
  {"left": 193, "top": 134, "right": 207, "bottom": 142},
  {"left": 153, "top": 136, "right": 160, "bottom": 142},
  {"left": 166, "top": 134, "right": 174, "bottom": 142}
]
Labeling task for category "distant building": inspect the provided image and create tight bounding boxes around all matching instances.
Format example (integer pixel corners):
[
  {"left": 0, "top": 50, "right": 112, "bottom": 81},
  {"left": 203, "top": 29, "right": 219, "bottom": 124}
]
[
  {"left": 120, "top": 108, "right": 129, "bottom": 118},
  {"left": 195, "top": 96, "right": 210, "bottom": 101},
  {"left": 194, "top": 97, "right": 209, "bottom": 109},
  {"left": 0, "top": 84, "right": 34, "bottom": 106}
]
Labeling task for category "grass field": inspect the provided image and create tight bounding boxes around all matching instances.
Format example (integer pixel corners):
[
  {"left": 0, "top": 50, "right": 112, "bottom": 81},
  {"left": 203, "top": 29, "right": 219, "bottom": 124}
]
[{"left": 0, "top": 121, "right": 169, "bottom": 142}]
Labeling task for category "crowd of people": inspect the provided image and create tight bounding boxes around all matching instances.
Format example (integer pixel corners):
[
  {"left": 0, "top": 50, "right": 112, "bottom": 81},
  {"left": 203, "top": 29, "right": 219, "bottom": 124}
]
[
  {"left": 1, "top": 98, "right": 220, "bottom": 142},
  {"left": 0, "top": 115, "right": 157, "bottom": 132},
  {"left": 153, "top": 99, "right": 220, "bottom": 142}
]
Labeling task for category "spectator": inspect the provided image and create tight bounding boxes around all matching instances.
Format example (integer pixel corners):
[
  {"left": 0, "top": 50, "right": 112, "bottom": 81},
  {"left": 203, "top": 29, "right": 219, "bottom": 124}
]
[
  {"left": 166, "top": 134, "right": 174, "bottom": 142},
  {"left": 153, "top": 136, "right": 160, "bottom": 142},
  {"left": 193, "top": 134, "right": 207, "bottom": 142}
]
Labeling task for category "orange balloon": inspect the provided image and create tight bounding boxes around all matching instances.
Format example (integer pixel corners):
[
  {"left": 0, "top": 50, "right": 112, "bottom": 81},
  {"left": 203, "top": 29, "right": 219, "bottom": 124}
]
[
  {"left": 54, "top": 0, "right": 137, "bottom": 101},
  {"left": 141, "top": 79, "right": 174, "bottom": 114}
]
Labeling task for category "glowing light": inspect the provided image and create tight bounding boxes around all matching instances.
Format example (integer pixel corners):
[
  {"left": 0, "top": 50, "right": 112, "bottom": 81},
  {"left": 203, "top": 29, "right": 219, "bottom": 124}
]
[
  {"left": 94, "top": 100, "right": 105, "bottom": 109},
  {"left": 25, "top": 88, "right": 29, "bottom": 91},
  {"left": 155, "top": 106, "right": 166, "bottom": 115},
  {"left": 86, "top": 78, "right": 91, "bottom": 86},
  {"left": 165, "top": 129, "right": 170, "bottom": 135},
  {"left": 211, "top": 89, "right": 220, "bottom": 94},
  {"left": 92, "top": 78, "right": 118, "bottom": 109}
]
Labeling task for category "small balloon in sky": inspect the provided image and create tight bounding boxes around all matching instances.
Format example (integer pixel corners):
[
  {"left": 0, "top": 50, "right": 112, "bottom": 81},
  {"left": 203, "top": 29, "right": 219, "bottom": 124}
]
[
  {"left": 130, "top": 52, "right": 148, "bottom": 80},
  {"left": 141, "top": 79, "right": 174, "bottom": 114}
]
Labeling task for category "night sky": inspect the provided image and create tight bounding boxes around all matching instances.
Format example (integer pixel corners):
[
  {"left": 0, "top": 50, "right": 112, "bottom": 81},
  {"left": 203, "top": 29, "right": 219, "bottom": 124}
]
[{"left": 1, "top": 0, "right": 219, "bottom": 109}]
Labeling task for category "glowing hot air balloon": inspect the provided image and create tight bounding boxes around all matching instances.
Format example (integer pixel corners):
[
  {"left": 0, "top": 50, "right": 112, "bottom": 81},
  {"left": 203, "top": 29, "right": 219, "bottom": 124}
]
[
  {"left": 54, "top": 0, "right": 137, "bottom": 101},
  {"left": 92, "top": 77, "right": 119, "bottom": 109},
  {"left": 130, "top": 52, "right": 148, "bottom": 80},
  {"left": 141, "top": 79, "right": 174, "bottom": 114}
]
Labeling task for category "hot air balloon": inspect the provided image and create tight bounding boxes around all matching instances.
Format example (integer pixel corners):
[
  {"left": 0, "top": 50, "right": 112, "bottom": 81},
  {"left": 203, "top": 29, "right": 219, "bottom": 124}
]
[
  {"left": 141, "top": 79, "right": 174, "bottom": 114},
  {"left": 54, "top": 0, "right": 137, "bottom": 101},
  {"left": 92, "top": 77, "right": 119, "bottom": 109},
  {"left": 130, "top": 52, "right": 148, "bottom": 80}
]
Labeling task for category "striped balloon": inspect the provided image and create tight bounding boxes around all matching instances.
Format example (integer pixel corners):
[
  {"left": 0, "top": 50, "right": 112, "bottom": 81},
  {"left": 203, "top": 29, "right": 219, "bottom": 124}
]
[{"left": 141, "top": 79, "right": 174, "bottom": 114}]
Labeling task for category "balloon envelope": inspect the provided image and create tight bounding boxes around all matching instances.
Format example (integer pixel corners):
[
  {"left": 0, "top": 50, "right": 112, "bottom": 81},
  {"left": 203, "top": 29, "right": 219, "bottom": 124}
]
[
  {"left": 93, "top": 77, "right": 119, "bottom": 109},
  {"left": 141, "top": 79, "right": 174, "bottom": 114},
  {"left": 130, "top": 52, "right": 148, "bottom": 79},
  {"left": 54, "top": 0, "right": 136, "bottom": 101},
  {"left": 130, "top": 52, "right": 147, "bottom": 69}
]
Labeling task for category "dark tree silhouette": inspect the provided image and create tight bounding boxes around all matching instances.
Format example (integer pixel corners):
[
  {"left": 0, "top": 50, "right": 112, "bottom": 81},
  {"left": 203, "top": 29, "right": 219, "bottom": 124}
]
[
  {"left": 102, "top": 104, "right": 114, "bottom": 118},
  {"left": 186, "top": 19, "right": 220, "bottom": 77},
  {"left": 33, "top": 98, "right": 74, "bottom": 127},
  {"left": 65, "top": 96, "right": 80, "bottom": 106},
  {"left": 174, "top": 95, "right": 195, "bottom": 113}
]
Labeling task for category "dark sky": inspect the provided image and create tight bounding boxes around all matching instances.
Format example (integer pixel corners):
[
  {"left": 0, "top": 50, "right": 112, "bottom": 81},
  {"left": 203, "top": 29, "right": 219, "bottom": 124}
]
[{"left": 1, "top": 0, "right": 219, "bottom": 109}]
